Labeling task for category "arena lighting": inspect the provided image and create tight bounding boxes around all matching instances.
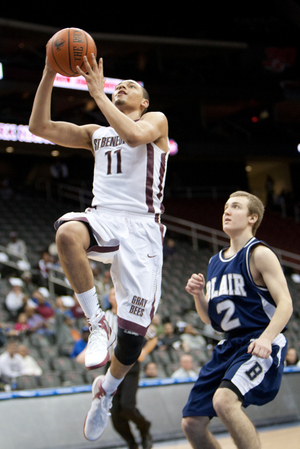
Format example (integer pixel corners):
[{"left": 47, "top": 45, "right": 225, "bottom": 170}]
[
  {"left": 0, "top": 122, "right": 54, "bottom": 145},
  {"left": 0, "top": 121, "right": 178, "bottom": 151},
  {"left": 169, "top": 139, "right": 178, "bottom": 155},
  {"left": 53, "top": 74, "right": 144, "bottom": 93}
]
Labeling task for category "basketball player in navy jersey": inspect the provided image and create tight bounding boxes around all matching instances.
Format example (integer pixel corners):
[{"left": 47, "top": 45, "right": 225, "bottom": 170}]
[
  {"left": 182, "top": 191, "right": 293, "bottom": 449},
  {"left": 29, "top": 54, "right": 169, "bottom": 443}
]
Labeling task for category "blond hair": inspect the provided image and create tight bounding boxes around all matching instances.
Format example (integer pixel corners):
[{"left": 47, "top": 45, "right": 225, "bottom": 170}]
[{"left": 229, "top": 191, "right": 265, "bottom": 235}]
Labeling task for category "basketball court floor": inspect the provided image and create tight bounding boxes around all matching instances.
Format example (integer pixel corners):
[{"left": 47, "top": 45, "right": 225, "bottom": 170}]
[{"left": 150, "top": 423, "right": 300, "bottom": 449}]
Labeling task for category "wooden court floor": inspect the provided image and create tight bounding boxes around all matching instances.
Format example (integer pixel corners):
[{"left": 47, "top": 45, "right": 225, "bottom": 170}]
[{"left": 152, "top": 424, "right": 300, "bottom": 449}]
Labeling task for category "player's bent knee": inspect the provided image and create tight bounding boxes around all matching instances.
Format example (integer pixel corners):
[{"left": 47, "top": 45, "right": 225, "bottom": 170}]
[
  {"left": 182, "top": 416, "right": 209, "bottom": 437},
  {"left": 114, "top": 327, "right": 145, "bottom": 366},
  {"left": 213, "top": 383, "right": 243, "bottom": 417},
  {"left": 56, "top": 221, "right": 90, "bottom": 250}
]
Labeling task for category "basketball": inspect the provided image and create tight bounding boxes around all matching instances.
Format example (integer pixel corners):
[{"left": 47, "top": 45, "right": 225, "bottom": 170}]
[{"left": 46, "top": 28, "right": 97, "bottom": 77}]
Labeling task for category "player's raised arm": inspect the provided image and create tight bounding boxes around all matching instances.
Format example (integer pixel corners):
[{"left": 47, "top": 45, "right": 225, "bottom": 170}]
[
  {"left": 186, "top": 273, "right": 211, "bottom": 324},
  {"left": 29, "top": 60, "right": 98, "bottom": 152}
]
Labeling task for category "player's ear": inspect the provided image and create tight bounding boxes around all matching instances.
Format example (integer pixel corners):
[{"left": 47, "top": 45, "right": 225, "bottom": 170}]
[
  {"left": 141, "top": 98, "right": 149, "bottom": 111},
  {"left": 249, "top": 214, "right": 258, "bottom": 225}
]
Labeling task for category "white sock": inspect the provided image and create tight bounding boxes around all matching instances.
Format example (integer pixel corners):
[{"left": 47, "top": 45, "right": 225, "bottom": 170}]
[
  {"left": 102, "top": 368, "right": 124, "bottom": 396},
  {"left": 75, "top": 286, "right": 102, "bottom": 319}
]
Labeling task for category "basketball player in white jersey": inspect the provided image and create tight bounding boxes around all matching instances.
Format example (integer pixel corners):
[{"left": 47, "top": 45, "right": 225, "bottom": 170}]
[
  {"left": 29, "top": 53, "right": 169, "bottom": 442},
  {"left": 182, "top": 191, "right": 293, "bottom": 449}
]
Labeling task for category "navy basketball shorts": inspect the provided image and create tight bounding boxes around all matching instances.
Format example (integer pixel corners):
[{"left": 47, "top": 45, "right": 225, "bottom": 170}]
[{"left": 182, "top": 332, "right": 287, "bottom": 418}]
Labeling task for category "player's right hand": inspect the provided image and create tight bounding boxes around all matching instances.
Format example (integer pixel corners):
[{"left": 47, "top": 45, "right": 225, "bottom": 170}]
[{"left": 185, "top": 273, "right": 205, "bottom": 296}]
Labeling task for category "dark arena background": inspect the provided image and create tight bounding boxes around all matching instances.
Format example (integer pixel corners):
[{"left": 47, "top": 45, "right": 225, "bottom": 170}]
[{"left": 0, "top": 3, "right": 300, "bottom": 448}]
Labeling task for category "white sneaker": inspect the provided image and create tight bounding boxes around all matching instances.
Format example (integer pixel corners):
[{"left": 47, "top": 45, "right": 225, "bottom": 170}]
[
  {"left": 83, "top": 375, "right": 116, "bottom": 441},
  {"left": 85, "top": 314, "right": 116, "bottom": 370}
]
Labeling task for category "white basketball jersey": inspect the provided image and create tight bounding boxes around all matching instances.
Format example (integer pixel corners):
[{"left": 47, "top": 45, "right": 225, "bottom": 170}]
[{"left": 91, "top": 126, "right": 169, "bottom": 215}]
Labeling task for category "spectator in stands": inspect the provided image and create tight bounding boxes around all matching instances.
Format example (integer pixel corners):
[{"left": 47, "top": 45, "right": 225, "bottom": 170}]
[
  {"left": 5, "top": 278, "right": 27, "bottom": 320},
  {"left": 180, "top": 324, "right": 207, "bottom": 353},
  {"left": 54, "top": 296, "right": 80, "bottom": 350},
  {"left": 24, "top": 304, "right": 51, "bottom": 336},
  {"left": 0, "top": 339, "right": 25, "bottom": 384},
  {"left": 31, "top": 289, "right": 54, "bottom": 320},
  {"left": 14, "top": 312, "right": 30, "bottom": 336},
  {"left": 70, "top": 293, "right": 85, "bottom": 320},
  {"left": 285, "top": 347, "right": 300, "bottom": 366},
  {"left": 6, "top": 231, "right": 27, "bottom": 257},
  {"left": 171, "top": 354, "right": 198, "bottom": 379},
  {"left": 94, "top": 269, "right": 113, "bottom": 310},
  {"left": 163, "top": 237, "right": 176, "bottom": 258},
  {"left": 151, "top": 313, "right": 164, "bottom": 338},
  {"left": 143, "top": 361, "right": 159, "bottom": 379},
  {"left": 38, "top": 250, "right": 54, "bottom": 287},
  {"left": 17, "top": 344, "right": 42, "bottom": 376},
  {"left": 157, "top": 321, "right": 181, "bottom": 351},
  {"left": 21, "top": 271, "right": 37, "bottom": 296},
  {"left": 70, "top": 326, "right": 90, "bottom": 359}
]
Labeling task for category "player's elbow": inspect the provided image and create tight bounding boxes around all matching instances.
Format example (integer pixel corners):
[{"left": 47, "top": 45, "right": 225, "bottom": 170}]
[
  {"left": 28, "top": 118, "right": 43, "bottom": 137},
  {"left": 125, "top": 132, "right": 144, "bottom": 148},
  {"left": 29, "top": 118, "right": 51, "bottom": 140}
]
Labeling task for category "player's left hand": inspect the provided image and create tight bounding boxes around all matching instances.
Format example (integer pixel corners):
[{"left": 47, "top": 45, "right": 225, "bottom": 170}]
[{"left": 247, "top": 336, "right": 272, "bottom": 359}]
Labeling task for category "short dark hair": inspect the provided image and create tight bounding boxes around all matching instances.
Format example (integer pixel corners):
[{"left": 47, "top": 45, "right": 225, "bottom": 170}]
[{"left": 141, "top": 86, "right": 149, "bottom": 115}]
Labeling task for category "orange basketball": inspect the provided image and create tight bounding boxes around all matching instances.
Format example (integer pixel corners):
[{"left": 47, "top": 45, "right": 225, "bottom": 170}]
[{"left": 46, "top": 27, "right": 97, "bottom": 77}]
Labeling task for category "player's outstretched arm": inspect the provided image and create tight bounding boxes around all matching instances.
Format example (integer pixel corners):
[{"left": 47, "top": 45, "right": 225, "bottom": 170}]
[
  {"left": 186, "top": 273, "right": 211, "bottom": 324},
  {"left": 29, "top": 60, "right": 98, "bottom": 151}
]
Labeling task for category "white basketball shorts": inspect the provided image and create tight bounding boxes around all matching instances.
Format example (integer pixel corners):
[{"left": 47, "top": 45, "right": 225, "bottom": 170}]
[{"left": 54, "top": 206, "right": 166, "bottom": 337}]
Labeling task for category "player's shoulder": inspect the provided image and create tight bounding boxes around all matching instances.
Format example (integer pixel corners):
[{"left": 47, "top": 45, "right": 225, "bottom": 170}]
[
  {"left": 141, "top": 111, "right": 168, "bottom": 123},
  {"left": 250, "top": 241, "right": 279, "bottom": 268},
  {"left": 86, "top": 124, "right": 102, "bottom": 136}
]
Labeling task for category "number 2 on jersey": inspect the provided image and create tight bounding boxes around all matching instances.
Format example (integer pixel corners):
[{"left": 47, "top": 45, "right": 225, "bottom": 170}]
[{"left": 216, "top": 299, "right": 241, "bottom": 331}]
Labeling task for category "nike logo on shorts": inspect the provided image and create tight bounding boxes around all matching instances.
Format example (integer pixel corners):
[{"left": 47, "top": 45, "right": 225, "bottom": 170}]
[{"left": 147, "top": 254, "right": 157, "bottom": 258}]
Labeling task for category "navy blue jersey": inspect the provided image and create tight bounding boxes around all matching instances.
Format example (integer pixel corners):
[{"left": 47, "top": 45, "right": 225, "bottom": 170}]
[{"left": 206, "top": 237, "right": 280, "bottom": 337}]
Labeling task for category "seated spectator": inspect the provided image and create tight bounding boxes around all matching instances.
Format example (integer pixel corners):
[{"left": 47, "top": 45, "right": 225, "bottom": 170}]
[
  {"left": 24, "top": 304, "right": 51, "bottom": 336},
  {"left": 151, "top": 313, "right": 164, "bottom": 338},
  {"left": 5, "top": 278, "right": 27, "bottom": 320},
  {"left": 54, "top": 296, "right": 80, "bottom": 350},
  {"left": 6, "top": 232, "right": 27, "bottom": 257},
  {"left": 21, "top": 271, "right": 37, "bottom": 296},
  {"left": 180, "top": 324, "right": 207, "bottom": 352},
  {"left": 0, "top": 339, "right": 25, "bottom": 384},
  {"left": 143, "top": 361, "right": 159, "bottom": 379},
  {"left": 17, "top": 344, "right": 42, "bottom": 376},
  {"left": 171, "top": 354, "right": 198, "bottom": 379},
  {"left": 285, "top": 347, "right": 300, "bottom": 367},
  {"left": 70, "top": 326, "right": 89, "bottom": 359},
  {"left": 163, "top": 237, "right": 176, "bottom": 258},
  {"left": 94, "top": 269, "right": 113, "bottom": 310},
  {"left": 70, "top": 293, "right": 85, "bottom": 320},
  {"left": 38, "top": 250, "right": 55, "bottom": 287},
  {"left": 158, "top": 321, "right": 181, "bottom": 351},
  {"left": 31, "top": 289, "right": 54, "bottom": 320},
  {"left": 14, "top": 312, "right": 30, "bottom": 336}
]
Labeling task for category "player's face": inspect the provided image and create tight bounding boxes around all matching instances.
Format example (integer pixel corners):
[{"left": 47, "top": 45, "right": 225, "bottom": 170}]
[
  {"left": 223, "top": 196, "right": 255, "bottom": 235},
  {"left": 112, "top": 80, "right": 146, "bottom": 110}
]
